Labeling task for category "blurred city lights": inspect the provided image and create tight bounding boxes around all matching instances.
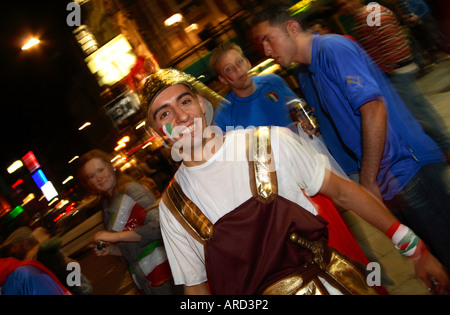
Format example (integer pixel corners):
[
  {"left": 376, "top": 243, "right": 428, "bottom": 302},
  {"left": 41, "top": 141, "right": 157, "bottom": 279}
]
[
  {"left": 68, "top": 156, "right": 79, "bottom": 164},
  {"left": 141, "top": 141, "right": 152, "bottom": 150},
  {"left": 11, "top": 179, "right": 24, "bottom": 189},
  {"left": 114, "top": 142, "right": 127, "bottom": 151},
  {"left": 115, "top": 135, "right": 130, "bottom": 151},
  {"left": 78, "top": 122, "right": 91, "bottom": 130},
  {"left": 22, "top": 151, "right": 40, "bottom": 173},
  {"left": 118, "top": 136, "right": 130, "bottom": 143},
  {"left": 185, "top": 23, "right": 198, "bottom": 33},
  {"left": 8, "top": 206, "right": 24, "bottom": 219},
  {"left": 21, "top": 38, "right": 40, "bottom": 50},
  {"left": 111, "top": 155, "right": 122, "bottom": 163},
  {"left": 41, "top": 181, "right": 58, "bottom": 201},
  {"left": 48, "top": 197, "right": 59, "bottom": 207},
  {"left": 164, "top": 13, "right": 183, "bottom": 27},
  {"left": 62, "top": 176, "right": 74, "bottom": 185},
  {"left": 31, "top": 169, "right": 49, "bottom": 188},
  {"left": 22, "top": 193, "right": 35, "bottom": 206},
  {"left": 7, "top": 160, "right": 23, "bottom": 174},
  {"left": 135, "top": 121, "right": 145, "bottom": 130}
]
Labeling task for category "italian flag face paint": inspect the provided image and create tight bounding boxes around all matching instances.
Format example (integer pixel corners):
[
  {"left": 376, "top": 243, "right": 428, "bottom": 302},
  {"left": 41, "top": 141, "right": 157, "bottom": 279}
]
[
  {"left": 225, "top": 75, "right": 234, "bottom": 83},
  {"left": 160, "top": 123, "right": 174, "bottom": 141}
]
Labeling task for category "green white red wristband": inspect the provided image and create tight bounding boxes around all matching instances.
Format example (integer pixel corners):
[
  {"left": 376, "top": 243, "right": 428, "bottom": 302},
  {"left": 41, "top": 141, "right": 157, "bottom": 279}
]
[{"left": 386, "top": 221, "right": 425, "bottom": 258}]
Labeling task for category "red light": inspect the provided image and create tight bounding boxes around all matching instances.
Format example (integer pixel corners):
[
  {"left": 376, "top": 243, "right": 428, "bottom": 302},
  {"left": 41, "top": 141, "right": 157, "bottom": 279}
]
[
  {"left": 54, "top": 213, "right": 65, "bottom": 222},
  {"left": 22, "top": 151, "right": 40, "bottom": 173},
  {"left": 11, "top": 179, "right": 24, "bottom": 189},
  {"left": 66, "top": 202, "right": 76, "bottom": 213}
]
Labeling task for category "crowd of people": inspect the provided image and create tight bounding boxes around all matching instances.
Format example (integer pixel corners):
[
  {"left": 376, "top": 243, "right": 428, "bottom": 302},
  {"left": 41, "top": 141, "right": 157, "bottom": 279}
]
[{"left": 1, "top": 0, "right": 449, "bottom": 295}]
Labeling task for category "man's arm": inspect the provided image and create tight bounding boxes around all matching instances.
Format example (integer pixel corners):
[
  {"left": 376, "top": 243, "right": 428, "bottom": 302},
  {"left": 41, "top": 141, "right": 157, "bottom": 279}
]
[
  {"left": 320, "top": 168, "right": 393, "bottom": 232},
  {"left": 319, "top": 169, "right": 449, "bottom": 294},
  {"left": 184, "top": 282, "right": 210, "bottom": 295},
  {"left": 359, "top": 99, "right": 387, "bottom": 200}
]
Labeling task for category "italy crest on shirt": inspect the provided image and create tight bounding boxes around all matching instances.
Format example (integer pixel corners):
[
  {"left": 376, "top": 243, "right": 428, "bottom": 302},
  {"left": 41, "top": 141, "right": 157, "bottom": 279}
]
[{"left": 266, "top": 91, "right": 279, "bottom": 102}]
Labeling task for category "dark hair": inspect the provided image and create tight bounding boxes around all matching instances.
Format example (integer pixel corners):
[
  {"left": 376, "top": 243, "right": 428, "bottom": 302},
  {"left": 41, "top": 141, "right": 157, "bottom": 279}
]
[{"left": 252, "top": 2, "right": 304, "bottom": 29}]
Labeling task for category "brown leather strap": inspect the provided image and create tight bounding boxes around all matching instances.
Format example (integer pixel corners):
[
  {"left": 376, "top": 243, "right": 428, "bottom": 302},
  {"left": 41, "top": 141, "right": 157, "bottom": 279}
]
[{"left": 162, "top": 179, "right": 214, "bottom": 245}]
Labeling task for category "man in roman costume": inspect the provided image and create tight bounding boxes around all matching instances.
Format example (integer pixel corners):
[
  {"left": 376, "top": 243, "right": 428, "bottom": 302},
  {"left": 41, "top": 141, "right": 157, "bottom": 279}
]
[{"left": 142, "top": 68, "right": 448, "bottom": 295}]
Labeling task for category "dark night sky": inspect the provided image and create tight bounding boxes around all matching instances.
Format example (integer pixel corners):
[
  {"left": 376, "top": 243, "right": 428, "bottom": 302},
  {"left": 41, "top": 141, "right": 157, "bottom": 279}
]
[{"left": 0, "top": 1, "right": 90, "bottom": 189}]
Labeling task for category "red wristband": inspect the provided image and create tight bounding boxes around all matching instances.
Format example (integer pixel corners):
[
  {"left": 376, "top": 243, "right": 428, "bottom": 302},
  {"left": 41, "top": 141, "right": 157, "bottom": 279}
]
[{"left": 385, "top": 220, "right": 401, "bottom": 239}]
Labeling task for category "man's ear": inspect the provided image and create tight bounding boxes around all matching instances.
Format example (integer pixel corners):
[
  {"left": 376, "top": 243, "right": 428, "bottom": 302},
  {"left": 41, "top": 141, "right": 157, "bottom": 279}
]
[{"left": 285, "top": 20, "right": 302, "bottom": 36}]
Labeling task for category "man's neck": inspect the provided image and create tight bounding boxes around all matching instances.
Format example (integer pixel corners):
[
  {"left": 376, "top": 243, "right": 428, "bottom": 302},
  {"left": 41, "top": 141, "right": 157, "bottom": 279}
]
[
  {"left": 182, "top": 135, "right": 225, "bottom": 167},
  {"left": 297, "top": 32, "right": 316, "bottom": 66}
]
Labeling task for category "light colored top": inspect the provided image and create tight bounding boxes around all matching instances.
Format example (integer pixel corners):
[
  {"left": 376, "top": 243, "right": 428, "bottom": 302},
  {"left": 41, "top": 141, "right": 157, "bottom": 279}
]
[{"left": 159, "top": 127, "right": 329, "bottom": 286}]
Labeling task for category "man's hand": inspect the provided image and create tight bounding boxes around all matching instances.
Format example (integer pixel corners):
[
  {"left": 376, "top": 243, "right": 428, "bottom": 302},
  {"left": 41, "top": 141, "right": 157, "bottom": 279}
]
[
  {"left": 411, "top": 243, "right": 449, "bottom": 295},
  {"left": 300, "top": 120, "right": 321, "bottom": 137}
]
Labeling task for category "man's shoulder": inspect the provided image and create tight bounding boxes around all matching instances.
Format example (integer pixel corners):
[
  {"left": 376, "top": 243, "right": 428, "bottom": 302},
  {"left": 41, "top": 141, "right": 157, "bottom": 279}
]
[
  {"left": 254, "top": 73, "right": 284, "bottom": 85},
  {"left": 316, "top": 34, "right": 356, "bottom": 50},
  {"left": 314, "top": 34, "right": 363, "bottom": 63}
]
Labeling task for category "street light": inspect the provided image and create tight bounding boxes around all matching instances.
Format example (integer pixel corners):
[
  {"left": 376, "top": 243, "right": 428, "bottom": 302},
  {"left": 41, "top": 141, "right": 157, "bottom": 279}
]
[{"left": 21, "top": 38, "right": 40, "bottom": 50}]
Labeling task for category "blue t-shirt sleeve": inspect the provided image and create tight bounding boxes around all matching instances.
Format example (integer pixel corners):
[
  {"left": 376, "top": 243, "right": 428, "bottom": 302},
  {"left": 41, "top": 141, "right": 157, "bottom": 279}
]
[
  {"left": 321, "top": 37, "right": 383, "bottom": 113},
  {"left": 2, "top": 266, "right": 66, "bottom": 295}
]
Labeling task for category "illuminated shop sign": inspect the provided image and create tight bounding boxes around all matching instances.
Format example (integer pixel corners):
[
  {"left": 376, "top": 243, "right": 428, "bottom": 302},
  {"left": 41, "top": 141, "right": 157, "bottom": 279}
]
[
  {"left": 41, "top": 181, "right": 58, "bottom": 202},
  {"left": 31, "top": 169, "right": 48, "bottom": 189},
  {"left": 85, "top": 34, "right": 137, "bottom": 86},
  {"left": 104, "top": 91, "right": 141, "bottom": 129}
]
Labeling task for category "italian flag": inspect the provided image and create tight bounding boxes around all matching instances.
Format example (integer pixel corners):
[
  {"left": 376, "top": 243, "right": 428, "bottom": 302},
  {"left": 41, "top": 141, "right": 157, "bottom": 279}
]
[
  {"left": 111, "top": 194, "right": 147, "bottom": 232},
  {"left": 266, "top": 91, "right": 279, "bottom": 102},
  {"left": 129, "top": 240, "right": 173, "bottom": 287}
]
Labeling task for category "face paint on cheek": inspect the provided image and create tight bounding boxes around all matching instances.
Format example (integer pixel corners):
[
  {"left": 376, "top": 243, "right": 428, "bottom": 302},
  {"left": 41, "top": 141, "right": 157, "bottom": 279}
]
[
  {"left": 225, "top": 75, "right": 234, "bottom": 83},
  {"left": 160, "top": 123, "right": 174, "bottom": 141}
]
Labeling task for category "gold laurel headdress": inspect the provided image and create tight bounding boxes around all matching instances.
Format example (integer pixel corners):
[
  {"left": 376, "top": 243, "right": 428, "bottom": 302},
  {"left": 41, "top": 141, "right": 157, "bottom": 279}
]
[{"left": 142, "top": 68, "right": 227, "bottom": 129}]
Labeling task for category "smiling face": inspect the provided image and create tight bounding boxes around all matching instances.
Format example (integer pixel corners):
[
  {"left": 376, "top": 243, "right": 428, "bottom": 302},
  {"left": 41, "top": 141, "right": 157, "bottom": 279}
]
[
  {"left": 82, "top": 157, "right": 116, "bottom": 195},
  {"left": 149, "top": 84, "right": 207, "bottom": 150}
]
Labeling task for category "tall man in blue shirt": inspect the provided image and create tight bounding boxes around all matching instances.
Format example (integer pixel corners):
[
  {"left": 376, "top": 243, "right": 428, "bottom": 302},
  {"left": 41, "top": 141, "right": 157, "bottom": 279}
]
[{"left": 252, "top": 4, "right": 450, "bottom": 271}]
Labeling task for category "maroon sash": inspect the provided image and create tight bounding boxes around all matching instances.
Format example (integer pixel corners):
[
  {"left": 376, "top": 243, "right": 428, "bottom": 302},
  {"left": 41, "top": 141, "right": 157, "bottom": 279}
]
[{"left": 205, "top": 195, "right": 329, "bottom": 294}]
